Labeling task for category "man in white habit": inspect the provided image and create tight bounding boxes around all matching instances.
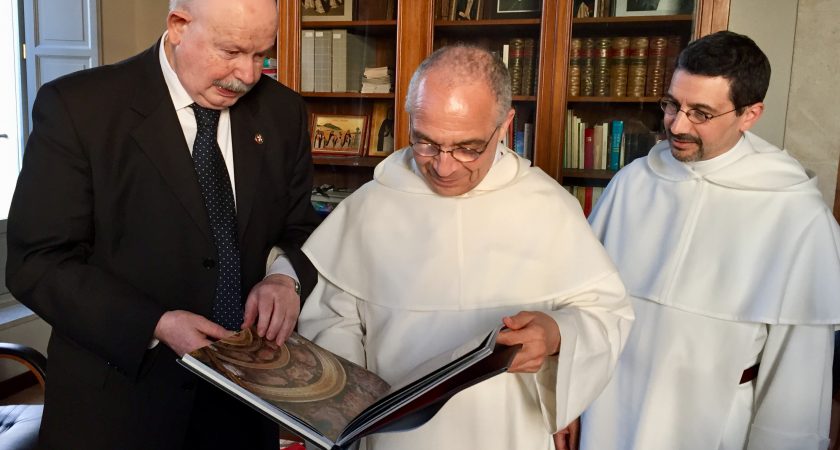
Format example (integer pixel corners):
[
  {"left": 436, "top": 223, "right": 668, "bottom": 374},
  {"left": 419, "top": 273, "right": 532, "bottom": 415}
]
[
  {"left": 581, "top": 31, "right": 840, "bottom": 450},
  {"left": 298, "top": 44, "right": 634, "bottom": 450}
]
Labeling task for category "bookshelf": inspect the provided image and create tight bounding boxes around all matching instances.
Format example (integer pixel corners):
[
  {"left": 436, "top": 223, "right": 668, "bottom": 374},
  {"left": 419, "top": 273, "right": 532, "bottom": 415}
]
[{"left": 276, "top": 0, "right": 731, "bottom": 192}]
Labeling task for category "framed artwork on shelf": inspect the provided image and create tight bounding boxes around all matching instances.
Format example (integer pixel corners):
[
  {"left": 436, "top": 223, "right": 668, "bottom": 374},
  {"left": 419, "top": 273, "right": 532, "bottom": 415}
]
[
  {"left": 367, "top": 103, "right": 395, "bottom": 157},
  {"left": 613, "top": 0, "right": 693, "bottom": 17},
  {"left": 301, "top": 0, "right": 353, "bottom": 22},
  {"left": 489, "top": 0, "right": 541, "bottom": 19},
  {"left": 311, "top": 114, "right": 368, "bottom": 156}
]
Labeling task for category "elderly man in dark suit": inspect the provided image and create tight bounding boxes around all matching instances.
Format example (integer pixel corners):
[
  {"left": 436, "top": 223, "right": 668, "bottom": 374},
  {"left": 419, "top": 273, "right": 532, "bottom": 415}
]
[{"left": 5, "top": 0, "right": 320, "bottom": 449}]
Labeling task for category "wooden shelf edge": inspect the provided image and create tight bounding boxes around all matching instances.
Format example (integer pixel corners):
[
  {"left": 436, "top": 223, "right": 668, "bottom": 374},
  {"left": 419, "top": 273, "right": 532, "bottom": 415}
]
[
  {"left": 301, "top": 19, "right": 397, "bottom": 28},
  {"left": 302, "top": 92, "right": 395, "bottom": 99},
  {"left": 435, "top": 18, "right": 541, "bottom": 27},
  {"left": 572, "top": 14, "right": 693, "bottom": 25},
  {"left": 312, "top": 155, "right": 385, "bottom": 167},
  {"left": 561, "top": 169, "right": 617, "bottom": 180},
  {"left": 567, "top": 96, "right": 662, "bottom": 103}
]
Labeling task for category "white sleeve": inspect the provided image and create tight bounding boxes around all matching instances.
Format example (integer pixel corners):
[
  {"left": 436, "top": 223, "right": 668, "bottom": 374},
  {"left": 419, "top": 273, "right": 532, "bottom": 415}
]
[
  {"left": 534, "top": 270, "right": 634, "bottom": 431},
  {"left": 747, "top": 324, "right": 833, "bottom": 450},
  {"left": 298, "top": 274, "right": 366, "bottom": 367}
]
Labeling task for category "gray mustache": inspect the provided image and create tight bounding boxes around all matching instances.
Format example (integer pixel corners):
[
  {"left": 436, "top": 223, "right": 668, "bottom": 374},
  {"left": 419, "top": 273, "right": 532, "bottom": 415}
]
[{"left": 213, "top": 79, "right": 251, "bottom": 94}]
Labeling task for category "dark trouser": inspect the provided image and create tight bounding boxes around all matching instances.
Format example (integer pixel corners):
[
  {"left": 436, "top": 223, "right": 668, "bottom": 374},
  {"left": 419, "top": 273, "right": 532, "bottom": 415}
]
[{"left": 183, "top": 382, "right": 278, "bottom": 450}]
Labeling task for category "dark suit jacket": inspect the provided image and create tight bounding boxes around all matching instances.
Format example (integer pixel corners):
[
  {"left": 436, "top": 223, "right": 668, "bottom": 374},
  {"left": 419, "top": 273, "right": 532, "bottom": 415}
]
[{"left": 5, "top": 43, "right": 320, "bottom": 449}]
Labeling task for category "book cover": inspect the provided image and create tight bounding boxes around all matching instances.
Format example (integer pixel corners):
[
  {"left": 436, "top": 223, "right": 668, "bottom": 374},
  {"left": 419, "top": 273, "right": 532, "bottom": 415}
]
[{"left": 180, "top": 325, "right": 519, "bottom": 450}]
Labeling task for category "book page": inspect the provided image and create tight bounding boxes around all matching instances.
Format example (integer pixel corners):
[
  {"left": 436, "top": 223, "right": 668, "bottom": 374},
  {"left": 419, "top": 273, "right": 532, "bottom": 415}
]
[
  {"left": 388, "top": 324, "right": 502, "bottom": 393},
  {"left": 187, "top": 327, "right": 390, "bottom": 443}
]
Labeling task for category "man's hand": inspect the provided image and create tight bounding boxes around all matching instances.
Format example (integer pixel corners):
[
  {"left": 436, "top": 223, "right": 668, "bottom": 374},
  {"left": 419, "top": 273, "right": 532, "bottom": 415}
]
[
  {"left": 154, "top": 310, "right": 233, "bottom": 357},
  {"left": 242, "top": 274, "right": 300, "bottom": 346},
  {"left": 554, "top": 419, "right": 580, "bottom": 450},
  {"left": 496, "top": 311, "right": 561, "bottom": 373}
]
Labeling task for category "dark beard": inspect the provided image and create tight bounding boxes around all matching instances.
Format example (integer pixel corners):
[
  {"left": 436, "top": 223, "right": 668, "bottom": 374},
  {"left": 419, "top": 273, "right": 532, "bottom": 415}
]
[{"left": 666, "top": 129, "right": 704, "bottom": 162}]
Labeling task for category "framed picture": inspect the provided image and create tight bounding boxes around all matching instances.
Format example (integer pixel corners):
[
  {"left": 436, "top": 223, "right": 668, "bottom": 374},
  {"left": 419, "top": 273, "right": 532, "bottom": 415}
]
[
  {"left": 613, "top": 0, "right": 693, "bottom": 17},
  {"left": 311, "top": 114, "right": 368, "bottom": 156},
  {"left": 367, "top": 103, "right": 395, "bottom": 157},
  {"left": 489, "top": 0, "right": 541, "bottom": 19},
  {"left": 301, "top": 0, "right": 353, "bottom": 22}
]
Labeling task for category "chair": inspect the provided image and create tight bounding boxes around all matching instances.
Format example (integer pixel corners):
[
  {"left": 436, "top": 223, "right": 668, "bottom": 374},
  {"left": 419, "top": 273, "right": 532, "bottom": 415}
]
[{"left": 0, "top": 343, "right": 46, "bottom": 450}]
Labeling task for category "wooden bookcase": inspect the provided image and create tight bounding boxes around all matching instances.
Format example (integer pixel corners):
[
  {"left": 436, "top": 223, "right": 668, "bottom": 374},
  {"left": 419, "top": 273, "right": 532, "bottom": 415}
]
[{"left": 276, "top": 0, "right": 731, "bottom": 191}]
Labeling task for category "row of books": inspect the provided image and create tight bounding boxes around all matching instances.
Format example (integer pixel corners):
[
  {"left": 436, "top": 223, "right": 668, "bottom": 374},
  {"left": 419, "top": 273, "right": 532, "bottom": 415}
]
[
  {"left": 564, "top": 185, "right": 605, "bottom": 217},
  {"left": 568, "top": 35, "right": 682, "bottom": 98},
  {"left": 301, "top": 29, "right": 385, "bottom": 93},
  {"left": 564, "top": 111, "right": 661, "bottom": 170},
  {"left": 262, "top": 57, "right": 278, "bottom": 81},
  {"left": 501, "top": 105, "right": 535, "bottom": 160},
  {"left": 501, "top": 38, "right": 537, "bottom": 97}
]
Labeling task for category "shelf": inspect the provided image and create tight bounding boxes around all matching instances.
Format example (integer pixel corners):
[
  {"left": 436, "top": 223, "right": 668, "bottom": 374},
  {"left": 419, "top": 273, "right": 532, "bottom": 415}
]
[
  {"left": 435, "top": 18, "right": 541, "bottom": 27},
  {"left": 571, "top": 14, "right": 693, "bottom": 36},
  {"left": 301, "top": 20, "right": 397, "bottom": 35},
  {"left": 435, "top": 18, "right": 541, "bottom": 36},
  {"left": 512, "top": 95, "right": 537, "bottom": 102},
  {"left": 562, "top": 169, "right": 617, "bottom": 180},
  {"left": 568, "top": 96, "right": 661, "bottom": 103},
  {"left": 312, "top": 155, "right": 385, "bottom": 167},
  {"left": 572, "top": 14, "right": 692, "bottom": 25},
  {"left": 302, "top": 92, "right": 395, "bottom": 99}
]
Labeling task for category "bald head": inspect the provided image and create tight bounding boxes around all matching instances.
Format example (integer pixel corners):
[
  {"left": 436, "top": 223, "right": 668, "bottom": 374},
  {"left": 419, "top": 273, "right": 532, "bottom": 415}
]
[{"left": 405, "top": 45, "right": 512, "bottom": 125}]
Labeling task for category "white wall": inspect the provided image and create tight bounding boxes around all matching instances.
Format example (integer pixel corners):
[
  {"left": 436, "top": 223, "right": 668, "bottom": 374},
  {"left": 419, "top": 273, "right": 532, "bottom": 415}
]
[
  {"left": 729, "top": 0, "right": 839, "bottom": 208},
  {"left": 728, "top": 0, "right": 798, "bottom": 149},
  {"left": 783, "top": 0, "right": 840, "bottom": 209}
]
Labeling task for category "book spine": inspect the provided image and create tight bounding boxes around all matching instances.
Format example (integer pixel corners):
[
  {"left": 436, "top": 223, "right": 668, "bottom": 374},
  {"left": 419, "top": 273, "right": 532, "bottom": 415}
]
[
  {"left": 331, "top": 30, "right": 348, "bottom": 92},
  {"left": 645, "top": 36, "right": 668, "bottom": 97},
  {"left": 509, "top": 38, "right": 524, "bottom": 95},
  {"left": 609, "top": 120, "right": 624, "bottom": 171},
  {"left": 313, "top": 30, "right": 332, "bottom": 93},
  {"left": 520, "top": 38, "right": 535, "bottom": 96},
  {"left": 583, "top": 127, "right": 594, "bottom": 169},
  {"left": 523, "top": 122, "right": 533, "bottom": 160},
  {"left": 577, "top": 120, "right": 585, "bottom": 169},
  {"left": 592, "top": 123, "right": 603, "bottom": 170},
  {"left": 300, "top": 30, "right": 315, "bottom": 92}
]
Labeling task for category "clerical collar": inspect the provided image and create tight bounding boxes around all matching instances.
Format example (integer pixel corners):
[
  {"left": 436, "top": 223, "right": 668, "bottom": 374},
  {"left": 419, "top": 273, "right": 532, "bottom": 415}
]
[{"left": 685, "top": 134, "right": 749, "bottom": 176}]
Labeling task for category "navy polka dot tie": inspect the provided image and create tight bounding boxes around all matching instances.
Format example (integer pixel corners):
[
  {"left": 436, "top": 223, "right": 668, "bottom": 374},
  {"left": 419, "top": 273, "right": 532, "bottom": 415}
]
[{"left": 190, "top": 103, "right": 243, "bottom": 331}]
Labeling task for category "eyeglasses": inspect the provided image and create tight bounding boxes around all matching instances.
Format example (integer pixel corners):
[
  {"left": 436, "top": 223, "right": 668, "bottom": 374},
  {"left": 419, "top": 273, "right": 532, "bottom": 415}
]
[
  {"left": 659, "top": 98, "right": 740, "bottom": 125},
  {"left": 409, "top": 125, "right": 500, "bottom": 163}
]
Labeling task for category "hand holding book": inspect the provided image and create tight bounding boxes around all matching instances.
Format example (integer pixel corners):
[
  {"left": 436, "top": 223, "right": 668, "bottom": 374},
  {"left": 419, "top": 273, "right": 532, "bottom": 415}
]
[{"left": 180, "top": 325, "right": 520, "bottom": 450}]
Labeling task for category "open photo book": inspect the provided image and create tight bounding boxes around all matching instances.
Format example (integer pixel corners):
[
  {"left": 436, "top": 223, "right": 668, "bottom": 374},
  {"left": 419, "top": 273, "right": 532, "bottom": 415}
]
[{"left": 179, "top": 325, "right": 521, "bottom": 450}]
